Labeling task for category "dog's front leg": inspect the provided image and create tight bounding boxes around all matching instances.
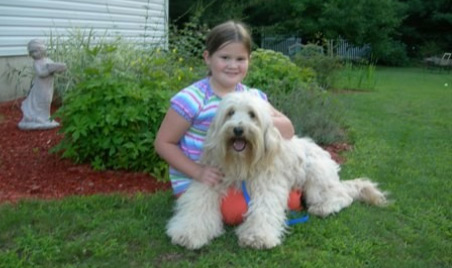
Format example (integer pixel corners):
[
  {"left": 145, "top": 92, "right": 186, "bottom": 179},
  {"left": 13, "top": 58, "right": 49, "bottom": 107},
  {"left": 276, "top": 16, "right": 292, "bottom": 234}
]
[
  {"left": 236, "top": 178, "right": 289, "bottom": 249},
  {"left": 166, "top": 181, "right": 223, "bottom": 249}
]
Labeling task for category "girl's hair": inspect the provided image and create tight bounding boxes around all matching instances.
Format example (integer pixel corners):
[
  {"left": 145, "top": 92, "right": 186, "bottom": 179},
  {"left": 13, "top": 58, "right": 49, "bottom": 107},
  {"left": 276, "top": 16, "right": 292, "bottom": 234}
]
[{"left": 205, "top": 21, "right": 252, "bottom": 57}]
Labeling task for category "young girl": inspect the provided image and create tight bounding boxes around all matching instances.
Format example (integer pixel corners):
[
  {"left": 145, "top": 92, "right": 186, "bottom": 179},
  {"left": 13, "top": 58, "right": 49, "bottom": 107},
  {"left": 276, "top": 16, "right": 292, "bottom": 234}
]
[{"left": 154, "top": 21, "right": 294, "bottom": 196}]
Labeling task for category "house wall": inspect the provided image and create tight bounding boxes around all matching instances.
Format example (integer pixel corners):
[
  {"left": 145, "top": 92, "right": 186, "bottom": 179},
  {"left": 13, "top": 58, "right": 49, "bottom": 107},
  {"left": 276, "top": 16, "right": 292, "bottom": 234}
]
[
  {"left": 0, "top": 0, "right": 168, "bottom": 102},
  {"left": 0, "top": 55, "right": 32, "bottom": 102}
]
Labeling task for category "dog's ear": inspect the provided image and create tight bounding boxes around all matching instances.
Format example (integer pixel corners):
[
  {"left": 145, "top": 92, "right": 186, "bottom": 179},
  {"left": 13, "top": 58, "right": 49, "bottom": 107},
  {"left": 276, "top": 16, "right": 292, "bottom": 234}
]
[
  {"left": 201, "top": 113, "right": 225, "bottom": 165},
  {"left": 205, "top": 105, "right": 223, "bottom": 142},
  {"left": 203, "top": 122, "right": 218, "bottom": 158}
]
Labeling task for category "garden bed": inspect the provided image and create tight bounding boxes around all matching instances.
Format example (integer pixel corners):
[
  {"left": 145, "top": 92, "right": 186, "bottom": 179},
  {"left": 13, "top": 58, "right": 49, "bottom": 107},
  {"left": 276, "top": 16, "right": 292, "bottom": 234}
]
[
  {"left": 0, "top": 99, "right": 348, "bottom": 204},
  {"left": 0, "top": 99, "right": 171, "bottom": 204}
]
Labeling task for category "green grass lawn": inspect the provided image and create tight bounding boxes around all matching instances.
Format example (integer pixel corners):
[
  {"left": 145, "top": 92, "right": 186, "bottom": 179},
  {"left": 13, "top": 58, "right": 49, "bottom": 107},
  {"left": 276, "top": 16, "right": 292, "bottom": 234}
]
[{"left": 1, "top": 67, "right": 451, "bottom": 268}]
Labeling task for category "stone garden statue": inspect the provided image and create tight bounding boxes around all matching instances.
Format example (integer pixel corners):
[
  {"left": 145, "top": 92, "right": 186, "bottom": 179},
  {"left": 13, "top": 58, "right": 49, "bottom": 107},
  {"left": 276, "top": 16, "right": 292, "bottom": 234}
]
[{"left": 18, "top": 39, "right": 67, "bottom": 130}]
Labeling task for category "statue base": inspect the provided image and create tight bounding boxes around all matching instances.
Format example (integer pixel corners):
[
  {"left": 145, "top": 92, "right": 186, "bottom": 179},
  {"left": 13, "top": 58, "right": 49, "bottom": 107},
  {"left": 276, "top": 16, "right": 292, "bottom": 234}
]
[{"left": 18, "top": 120, "right": 60, "bottom": 130}]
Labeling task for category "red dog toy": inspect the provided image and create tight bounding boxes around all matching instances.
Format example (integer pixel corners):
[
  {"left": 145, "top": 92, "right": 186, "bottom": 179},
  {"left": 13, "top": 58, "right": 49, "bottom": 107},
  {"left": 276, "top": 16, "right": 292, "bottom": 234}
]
[{"left": 220, "top": 187, "right": 303, "bottom": 225}]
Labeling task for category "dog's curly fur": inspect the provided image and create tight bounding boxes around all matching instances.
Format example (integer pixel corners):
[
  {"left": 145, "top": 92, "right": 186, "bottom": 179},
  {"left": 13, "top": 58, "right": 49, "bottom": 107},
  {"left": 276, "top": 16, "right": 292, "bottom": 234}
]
[{"left": 166, "top": 92, "right": 388, "bottom": 249}]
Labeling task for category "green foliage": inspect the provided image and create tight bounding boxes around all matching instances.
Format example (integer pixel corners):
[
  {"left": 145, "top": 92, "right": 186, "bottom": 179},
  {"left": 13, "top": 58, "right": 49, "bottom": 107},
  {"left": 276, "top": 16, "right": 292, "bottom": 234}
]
[
  {"left": 171, "top": 0, "right": 452, "bottom": 65},
  {"left": 244, "top": 49, "right": 345, "bottom": 144},
  {"left": 52, "top": 69, "right": 170, "bottom": 179},
  {"left": 319, "top": 0, "right": 404, "bottom": 44},
  {"left": 47, "top": 28, "right": 109, "bottom": 102},
  {"left": 170, "top": 0, "right": 259, "bottom": 27},
  {"left": 417, "top": 41, "right": 444, "bottom": 59},
  {"left": 274, "top": 83, "right": 347, "bottom": 144},
  {"left": 399, "top": 0, "right": 452, "bottom": 59},
  {"left": 334, "top": 60, "right": 377, "bottom": 91},
  {"left": 373, "top": 39, "right": 409, "bottom": 66},
  {"left": 244, "top": 48, "right": 315, "bottom": 95},
  {"left": 170, "top": 0, "right": 417, "bottom": 66},
  {"left": 168, "top": 19, "right": 210, "bottom": 60},
  {"left": 293, "top": 44, "right": 343, "bottom": 90},
  {"left": 51, "top": 35, "right": 203, "bottom": 180}
]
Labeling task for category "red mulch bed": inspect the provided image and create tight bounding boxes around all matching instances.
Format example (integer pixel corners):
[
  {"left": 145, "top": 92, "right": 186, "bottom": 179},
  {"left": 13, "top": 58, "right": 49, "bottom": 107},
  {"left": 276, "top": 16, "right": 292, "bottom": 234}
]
[
  {"left": 0, "top": 98, "right": 171, "bottom": 204},
  {"left": 0, "top": 99, "right": 349, "bottom": 204}
]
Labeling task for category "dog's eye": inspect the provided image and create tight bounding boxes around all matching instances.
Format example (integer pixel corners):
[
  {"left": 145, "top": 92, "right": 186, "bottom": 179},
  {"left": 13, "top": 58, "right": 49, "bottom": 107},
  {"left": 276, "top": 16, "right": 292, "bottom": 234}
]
[
  {"left": 227, "top": 109, "right": 235, "bottom": 117},
  {"left": 249, "top": 111, "right": 256, "bottom": 118}
]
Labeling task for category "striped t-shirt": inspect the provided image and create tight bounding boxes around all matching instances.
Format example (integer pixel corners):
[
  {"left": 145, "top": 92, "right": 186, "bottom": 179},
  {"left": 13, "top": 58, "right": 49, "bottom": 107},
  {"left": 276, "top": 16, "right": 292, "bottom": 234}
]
[{"left": 169, "top": 77, "right": 267, "bottom": 195}]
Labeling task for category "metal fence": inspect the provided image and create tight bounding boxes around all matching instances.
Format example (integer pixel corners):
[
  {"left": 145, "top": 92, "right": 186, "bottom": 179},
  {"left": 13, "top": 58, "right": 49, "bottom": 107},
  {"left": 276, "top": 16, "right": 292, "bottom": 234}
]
[
  {"left": 331, "top": 38, "right": 371, "bottom": 60},
  {"left": 261, "top": 36, "right": 302, "bottom": 57},
  {"left": 261, "top": 35, "right": 371, "bottom": 60}
]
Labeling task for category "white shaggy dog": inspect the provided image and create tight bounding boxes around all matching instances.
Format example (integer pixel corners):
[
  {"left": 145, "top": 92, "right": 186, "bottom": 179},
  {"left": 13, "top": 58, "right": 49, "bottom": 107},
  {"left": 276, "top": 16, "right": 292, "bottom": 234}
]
[{"left": 166, "top": 92, "right": 387, "bottom": 250}]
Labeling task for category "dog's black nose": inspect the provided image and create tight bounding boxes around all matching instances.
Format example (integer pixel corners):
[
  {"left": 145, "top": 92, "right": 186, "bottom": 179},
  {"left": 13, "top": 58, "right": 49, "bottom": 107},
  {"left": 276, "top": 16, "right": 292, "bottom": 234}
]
[{"left": 233, "top": 127, "right": 244, "bottom": 137}]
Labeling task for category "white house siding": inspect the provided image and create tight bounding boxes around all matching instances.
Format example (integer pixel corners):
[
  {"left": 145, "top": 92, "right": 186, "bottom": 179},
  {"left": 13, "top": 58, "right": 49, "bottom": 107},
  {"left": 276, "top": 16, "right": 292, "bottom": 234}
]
[
  {"left": 0, "top": 0, "right": 168, "bottom": 101},
  {"left": 0, "top": 0, "right": 168, "bottom": 56}
]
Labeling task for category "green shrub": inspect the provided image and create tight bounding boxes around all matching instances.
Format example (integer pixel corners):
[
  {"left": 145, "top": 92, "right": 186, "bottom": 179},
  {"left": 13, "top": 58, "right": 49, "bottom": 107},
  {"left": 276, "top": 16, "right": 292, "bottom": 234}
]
[
  {"left": 271, "top": 84, "right": 347, "bottom": 144},
  {"left": 169, "top": 19, "right": 209, "bottom": 61},
  {"left": 293, "top": 44, "right": 343, "bottom": 90},
  {"left": 244, "top": 49, "right": 346, "bottom": 144},
  {"left": 52, "top": 70, "right": 170, "bottom": 180},
  {"left": 244, "top": 48, "right": 315, "bottom": 96},
  {"left": 48, "top": 28, "right": 205, "bottom": 102},
  {"left": 48, "top": 29, "right": 113, "bottom": 102},
  {"left": 373, "top": 39, "right": 409, "bottom": 66},
  {"left": 52, "top": 37, "right": 203, "bottom": 180}
]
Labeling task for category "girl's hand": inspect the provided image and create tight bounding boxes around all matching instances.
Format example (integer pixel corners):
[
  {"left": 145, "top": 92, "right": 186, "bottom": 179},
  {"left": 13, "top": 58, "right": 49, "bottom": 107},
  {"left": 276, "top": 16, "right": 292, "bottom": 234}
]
[{"left": 195, "top": 165, "right": 223, "bottom": 186}]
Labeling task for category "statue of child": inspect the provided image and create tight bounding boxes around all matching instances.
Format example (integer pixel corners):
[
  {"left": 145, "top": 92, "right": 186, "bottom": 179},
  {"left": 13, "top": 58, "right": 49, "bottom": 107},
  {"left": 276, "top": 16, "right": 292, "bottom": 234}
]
[{"left": 18, "top": 39, "right": 67, "bottom": 130}]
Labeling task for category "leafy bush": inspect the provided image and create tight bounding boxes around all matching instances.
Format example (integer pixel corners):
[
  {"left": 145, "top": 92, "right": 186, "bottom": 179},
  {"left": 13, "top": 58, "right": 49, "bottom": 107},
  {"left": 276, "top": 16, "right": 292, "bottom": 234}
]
[
  {"left": 244, "top": 49, "right": 315, "bottom": 96},
  {"left": 169, "top": 19, "right": 210, "bottom": 61},
  {"left": 53, "top": 73, "right": 170, "bottom": 178},
  {"left": 373, "top": 39, "right": 409, "bottom": 66},
  {"left": 244, "top": 49, "right": 346, "bottom": 144},
  {"left": 271, "top": 83, "right": 347, "bottom": 144},
  {"left": 292, "top": 44, "right": 343, "bottom": 90},
  {"left": 48, "top": 28, "right": 206, "bottom": 103},
  {"left": 52, "top": 38, "right": 203, "bottom": 180},
  {"left": 48, "top": 29, "right": 114, "bottom": 103}
]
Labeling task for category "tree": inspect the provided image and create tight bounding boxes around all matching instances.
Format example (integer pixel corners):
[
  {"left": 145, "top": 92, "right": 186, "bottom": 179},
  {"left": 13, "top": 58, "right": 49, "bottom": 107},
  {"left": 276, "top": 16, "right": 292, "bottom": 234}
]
[
  {"left": 244, "top": 0, "right": 405, "bottom": 63},
  {"left": 398, "top": 0, "right": 452, "bottom": 58},
  {"left": 169, "top": 0, "right": 450, "bottom": 64},
  {"left": 170, "top": 0, "right": 403, "bottom": 45}
]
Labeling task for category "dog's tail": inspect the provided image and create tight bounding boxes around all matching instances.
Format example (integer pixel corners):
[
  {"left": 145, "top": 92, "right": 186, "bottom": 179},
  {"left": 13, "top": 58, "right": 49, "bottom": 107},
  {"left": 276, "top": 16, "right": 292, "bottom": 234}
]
[{"left": 342, "top": 178, "right": 388, "bottom": 206}]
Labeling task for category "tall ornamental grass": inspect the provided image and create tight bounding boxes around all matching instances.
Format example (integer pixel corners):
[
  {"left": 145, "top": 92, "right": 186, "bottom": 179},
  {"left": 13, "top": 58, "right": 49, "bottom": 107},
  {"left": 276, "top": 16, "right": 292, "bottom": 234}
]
[{"left": 334, "top": 60, "right": 377, "bottom": 91}]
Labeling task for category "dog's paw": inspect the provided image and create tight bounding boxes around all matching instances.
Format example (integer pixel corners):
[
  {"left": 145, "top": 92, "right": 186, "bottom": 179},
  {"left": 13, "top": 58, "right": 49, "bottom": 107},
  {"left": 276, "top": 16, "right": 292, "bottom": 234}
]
[
  {"left": 238, "top": 232, "right": 281, "bottom": 249},
  {"left": 167, "top": 229, "right": 210, "bottom": 250},
  {"left": 167, "top": 220, "right": 224, "bottom": 250}
]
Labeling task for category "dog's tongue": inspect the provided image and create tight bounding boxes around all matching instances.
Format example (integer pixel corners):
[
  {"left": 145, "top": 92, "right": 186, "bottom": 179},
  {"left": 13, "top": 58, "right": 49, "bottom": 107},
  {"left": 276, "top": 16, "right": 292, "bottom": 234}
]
[{"left": 233, "top": 138, "right": 246, "bottom": 152}]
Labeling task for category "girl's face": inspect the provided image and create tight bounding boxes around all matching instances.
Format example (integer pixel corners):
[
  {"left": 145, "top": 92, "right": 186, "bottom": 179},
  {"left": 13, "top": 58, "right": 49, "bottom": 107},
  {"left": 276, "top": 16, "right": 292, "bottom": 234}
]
[{"left": 203, "top": 42, "right": 250, "bottom": 93}]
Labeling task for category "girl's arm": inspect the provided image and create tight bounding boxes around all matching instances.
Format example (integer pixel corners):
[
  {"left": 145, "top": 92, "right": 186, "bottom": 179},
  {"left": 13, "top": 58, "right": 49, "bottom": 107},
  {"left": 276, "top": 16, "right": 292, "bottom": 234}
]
[
  {"left": 269, "top": 104, "right": 295, "bottom": 139},
  {"left": 154, "top": 108, "right": 223, "bottom": 186}
]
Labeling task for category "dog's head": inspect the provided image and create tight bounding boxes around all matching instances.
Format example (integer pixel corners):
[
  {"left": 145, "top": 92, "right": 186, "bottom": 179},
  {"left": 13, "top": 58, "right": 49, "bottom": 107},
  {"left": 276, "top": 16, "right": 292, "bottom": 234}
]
[{"left": 203, "top": 92, "right": 281, "bottom": 175}]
